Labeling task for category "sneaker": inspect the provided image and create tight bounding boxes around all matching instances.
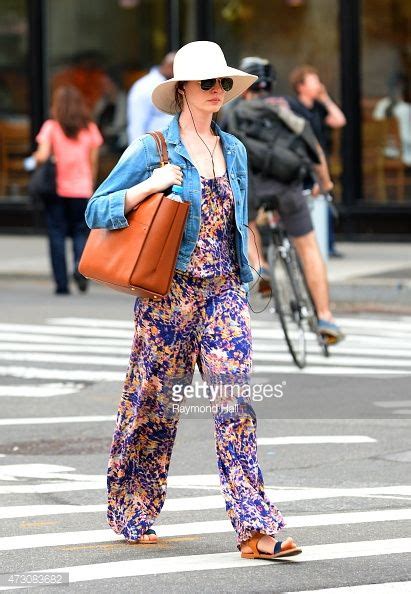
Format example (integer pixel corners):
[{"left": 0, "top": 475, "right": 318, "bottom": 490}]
[{"left": 318, "top": 319, "right": 345, "bottom": 345}]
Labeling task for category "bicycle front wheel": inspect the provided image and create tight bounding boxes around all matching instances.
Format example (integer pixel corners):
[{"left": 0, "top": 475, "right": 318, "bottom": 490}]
[{"left": 268, "top": 244, "right": 306, "bottom": 368}]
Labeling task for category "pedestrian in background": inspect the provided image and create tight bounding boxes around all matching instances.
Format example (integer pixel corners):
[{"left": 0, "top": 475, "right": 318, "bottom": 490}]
[
  {"left": 127, "top": 52, "right": 175, "bottom": 143},
  {"left": 288, "top": 65, "right": 346, "bottom": 258},
  {"left": 31, "top": 85, "right": 103, "bottom": 294},
  {"left": 86, "top": 40, "right": 302, "bottom": 561}
]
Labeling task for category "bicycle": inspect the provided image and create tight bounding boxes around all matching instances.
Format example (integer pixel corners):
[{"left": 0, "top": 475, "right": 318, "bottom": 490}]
[{"left": 257, "top": 202, "right": 330, "bottom": 369}]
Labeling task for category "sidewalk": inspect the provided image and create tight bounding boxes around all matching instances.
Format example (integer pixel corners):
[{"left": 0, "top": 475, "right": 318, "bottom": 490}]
[{"left": 0, "top": 235, "right": 410, "bottom": 310}]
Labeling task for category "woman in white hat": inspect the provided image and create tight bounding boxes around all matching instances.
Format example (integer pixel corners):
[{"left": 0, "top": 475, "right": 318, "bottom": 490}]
[{"left": 85, "top": 41, "right": 302, "bottom": 560}]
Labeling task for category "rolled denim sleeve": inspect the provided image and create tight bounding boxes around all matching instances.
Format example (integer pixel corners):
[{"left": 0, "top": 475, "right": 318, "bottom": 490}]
[{"left": 85, "top": 138, "right": 148, "bottom": 230}]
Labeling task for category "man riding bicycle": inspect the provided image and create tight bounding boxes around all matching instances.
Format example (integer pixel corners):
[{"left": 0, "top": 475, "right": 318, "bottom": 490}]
[{"left": 221, "top": 57, "right": 344, "bottom": 344}]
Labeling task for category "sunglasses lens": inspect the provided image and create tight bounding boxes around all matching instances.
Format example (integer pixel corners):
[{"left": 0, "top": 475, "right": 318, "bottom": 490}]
[
  {"left": 221, "top": 78, "right": 234, "bottom": 92},
  {"left": 200, "top": 79, "right": 216, "bottom": 91}
]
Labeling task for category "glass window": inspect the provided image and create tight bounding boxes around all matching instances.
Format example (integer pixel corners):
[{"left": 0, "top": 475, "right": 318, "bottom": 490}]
[
  {"left": 212, "top": 0, "right": 342, "bottom": 199},
  {"left": 45, "top": 0, "right": 168, "bottom": 179},
  {"left": 361, "top": 0, "right": 411, "bottom": 204},
  {"left": 0, "top": 0, "right": 30, "bottom": 199}
]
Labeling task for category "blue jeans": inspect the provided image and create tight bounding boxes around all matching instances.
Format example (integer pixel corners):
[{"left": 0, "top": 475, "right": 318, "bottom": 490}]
[{"left": 43, "top": 195, "right": 89, "bottom": 291}]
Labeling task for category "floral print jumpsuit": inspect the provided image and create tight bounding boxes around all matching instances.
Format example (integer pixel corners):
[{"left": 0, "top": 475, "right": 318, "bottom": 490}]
[{"left": 107, "top": 171, "right": 286, "bottom": 547}]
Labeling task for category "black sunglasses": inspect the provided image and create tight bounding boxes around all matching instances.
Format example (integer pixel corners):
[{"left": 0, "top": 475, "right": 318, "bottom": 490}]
[{"left": 199, "top": 78, "right": 234, "bottom": 92}]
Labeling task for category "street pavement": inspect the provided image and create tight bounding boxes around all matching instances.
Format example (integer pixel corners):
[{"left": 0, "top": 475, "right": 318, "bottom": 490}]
[{"left": 0, "top": 241, "right": 410, "bottom": 592}]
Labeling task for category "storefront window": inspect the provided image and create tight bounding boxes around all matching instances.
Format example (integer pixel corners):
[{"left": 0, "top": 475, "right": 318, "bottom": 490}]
[
  {"left": 212, "top": 0, "right": 341, "bottom": 199},
  {"left": 361, "top": 0, "right": 411, "bottom": 204},
  {"left": 0, "top": 0, "right": 30, "bottom": 199},
  {"left": 46, "top": 0, "right": 168, "bottom": 179}
]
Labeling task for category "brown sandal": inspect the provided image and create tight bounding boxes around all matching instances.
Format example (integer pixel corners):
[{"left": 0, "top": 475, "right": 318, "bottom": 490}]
[
  {"left": 241, "top": 533, "right": 302, "bottom": 560},
  {"left": 126, "top": 528, "right": 158, "bottom": 545}
]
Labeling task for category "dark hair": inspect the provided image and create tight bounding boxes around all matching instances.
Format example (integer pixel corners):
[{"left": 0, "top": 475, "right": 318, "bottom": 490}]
[
  {"left": 51, "top": 85, "right": 91, "bottom": 138},
  {"left": 174, "top": 81, "right": 186, "bottom": 112}
]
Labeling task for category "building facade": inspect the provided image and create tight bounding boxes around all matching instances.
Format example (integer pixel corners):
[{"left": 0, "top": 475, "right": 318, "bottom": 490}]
[{"left": 0, "top": 0, "right": 410, "bottom": 236}]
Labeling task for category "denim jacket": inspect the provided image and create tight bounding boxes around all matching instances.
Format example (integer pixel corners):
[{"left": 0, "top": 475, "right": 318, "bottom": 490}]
[{"left": 85, "top": 113, "right": 253, "bottom": 284}]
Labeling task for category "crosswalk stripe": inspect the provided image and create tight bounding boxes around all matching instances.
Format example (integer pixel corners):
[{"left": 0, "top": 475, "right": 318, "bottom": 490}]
[
  {"left": 0, "top": 350, "right": 410, "bottom": 370},
  {"left": 0, "top": 363, "right": 407, "bottom": 383},
  {"left": 252, "top": 317, "right": 411, "bottom": 331},
  {"left": 374, "top": 400, "right": 411, "bottom": 408},
  {"left": 257, "top": 436, "right": 376, "bottom": 444},
  {"left": 253, "top": 343, "right": 411, "bottom": 358},
  {"left": 0, "top": 415, "right": 116, "bottom": 425},
  {"left": 0, "top": 384, "right": 84, "bottom": 398},
  {"left": 1, "top": 477, "right": 409, "bottom": 499},
  {"left": 253, "top": 364, "right": 411, "bottom": 375},
  {"left": 0, "top": 366, "right": 122, "bottom": 382},
  {"left": 1, "top": 539, "right": 408, "bottom": 589},
  {"left": 0, "top": 324, "right": 131, "bottom": 339},
  {"left": 2, "top": 341, "right": 411, "bottom": 360},
  {"left": 0, "top": 333, "right": 129, "bottom": 346},
  {"left": 48, "top": 317, "right": 132, "bottom": 329},
  {"left": 0, "top": 352, "right": 128, "bottom": 366},
  {"left": 252, "top": 327, "right": 411, "bottom": 340},
  {"left": 0, "top": 343, "right": 130, "bottom": 354},
  {"left": 1, "top": 510, "right": 410, "bottom": 552},
  {"left": 52, "top": 316, "right": 411, "bottom": 333},
  {"left": 283, "top": 582, "right": 411, "bottom": 594},
  {"left": 252, "top": 352, "right": 411, "bottom": 368}
]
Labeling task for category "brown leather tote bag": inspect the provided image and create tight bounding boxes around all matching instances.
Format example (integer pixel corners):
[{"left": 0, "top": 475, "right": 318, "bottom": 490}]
[{"left": 79, "top": 132, "right": 190, "bottom": 299}]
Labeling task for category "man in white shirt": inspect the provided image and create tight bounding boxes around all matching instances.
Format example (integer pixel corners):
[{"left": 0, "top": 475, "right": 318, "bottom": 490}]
[{"left": 127, "top": 53, "right": 175, "bottom": 143}]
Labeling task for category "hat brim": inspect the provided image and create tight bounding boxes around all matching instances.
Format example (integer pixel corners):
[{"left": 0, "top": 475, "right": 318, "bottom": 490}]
[{"left": 152, "top": 67, "right": 258, "bottom": 115}]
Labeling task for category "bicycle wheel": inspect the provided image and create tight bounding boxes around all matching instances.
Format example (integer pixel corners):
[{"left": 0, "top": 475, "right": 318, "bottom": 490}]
[
  {"left": 288, "top": 246, "right": 330, "bottom": 358},
  {"left": 267, "top": 243, "right": 306, "bottom": 368}
]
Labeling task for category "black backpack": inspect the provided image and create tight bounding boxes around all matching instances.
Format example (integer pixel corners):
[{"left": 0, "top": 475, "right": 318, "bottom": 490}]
[{"left": 226, "top": 98, "right": 320, "bottom": 184}]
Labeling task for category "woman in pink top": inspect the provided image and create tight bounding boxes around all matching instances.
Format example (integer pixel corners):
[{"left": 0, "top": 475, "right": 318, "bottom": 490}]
[{"left": 32, "top": 85, "right": 103, "bottom": 294}]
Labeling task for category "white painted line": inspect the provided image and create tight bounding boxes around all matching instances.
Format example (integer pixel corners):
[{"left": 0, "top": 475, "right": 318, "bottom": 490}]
[
  {"left": 0, "top": 504, "right": 106, "bottom": 520},
  {"left": 251, "top": 317, "right": 411, "bottom": 330},
  {"left": 1, "top": 539, "right": 409, "bottom": 589},
  {"left": 252, "top": 342, "right": 411, "bottom": 358},
  {"left": 252, "top": 364, "right": 411, "bottom": 376},
  {"left": 0, "top": 415, "right": 116, "bottom": 426},
  {"left": 0, "top": 332, "right": 129, "bottom": 346},
  {"left": 252, "top": 327, "right": 411, "bottom": 340},
  {"left": 252, "top": 352, "right": 411, "bottom": 368},
  {"left": 0, "top": 343, "right": 130, "bottom": 355},
  {"left": 48, "top": 318, "right": 132, "bottom": 329},
  {"left": 0, "top": 323, "right": 132, "bottom": 339},
  {"left": 257, "top": 436, "right": 377, "bottom": 445},
  {"left": 0, "top": 366, "right": 122, "bottom": 382},
  {"left": 0, "top": 352, "right": 128, "bottom": 367},
  {"left": 374, "top": 400, "right": 411, "bottom": 408},
  {"left": 1, "top": 510, "right": 410, "bottom": 552},
  {"left": 0, "top": 383, "right": 84, "bottom": 398},
  {"left": 283, "top": 582, "right": 411, "bottom": 594}
]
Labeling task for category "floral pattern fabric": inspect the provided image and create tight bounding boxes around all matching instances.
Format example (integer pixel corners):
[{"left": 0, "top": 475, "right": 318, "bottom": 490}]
[
  {"left": 186, "top": 172, "right": 240, "bottom": 278},
  {"left": 106, "top": 173, "right": 286, "bottom": 547}
]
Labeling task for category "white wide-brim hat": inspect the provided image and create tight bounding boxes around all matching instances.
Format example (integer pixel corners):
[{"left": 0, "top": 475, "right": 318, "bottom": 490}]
[{"left": 152, "top": 41, "right": 258, "bottom": 115}]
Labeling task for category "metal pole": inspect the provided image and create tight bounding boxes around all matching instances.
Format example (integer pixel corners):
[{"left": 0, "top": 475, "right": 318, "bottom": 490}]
[{"left": 339, "top": 0, "right": 362, "bottom": 233}]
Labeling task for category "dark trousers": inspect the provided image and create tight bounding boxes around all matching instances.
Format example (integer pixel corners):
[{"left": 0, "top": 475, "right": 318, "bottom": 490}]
[{"left": 43, "top": 195, "right": 89, "bottom": 291}]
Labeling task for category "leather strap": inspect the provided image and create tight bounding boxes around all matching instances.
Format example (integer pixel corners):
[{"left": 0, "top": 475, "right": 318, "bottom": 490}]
[{"left": 148, "top": 131, "right": 169, "bottom": 167}]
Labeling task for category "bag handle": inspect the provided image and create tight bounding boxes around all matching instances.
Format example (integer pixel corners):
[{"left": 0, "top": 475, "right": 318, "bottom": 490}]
[{"left": 148, "top": 131, "right": 169, "bottom": 167}]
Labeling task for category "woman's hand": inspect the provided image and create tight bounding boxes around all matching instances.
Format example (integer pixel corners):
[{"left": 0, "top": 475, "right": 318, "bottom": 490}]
[{"left": 150, "top": 164, "right": 183, "bottom": 193}]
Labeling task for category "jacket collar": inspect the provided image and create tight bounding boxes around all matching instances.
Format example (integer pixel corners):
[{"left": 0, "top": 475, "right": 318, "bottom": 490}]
[{"left": 164, "top": 113, "right": 237, "bottom": 155}]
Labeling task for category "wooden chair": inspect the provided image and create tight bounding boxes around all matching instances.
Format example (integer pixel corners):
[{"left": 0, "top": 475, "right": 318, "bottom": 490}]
[{"left": 0, "top": 120, "right": 31, "bottom": 196}]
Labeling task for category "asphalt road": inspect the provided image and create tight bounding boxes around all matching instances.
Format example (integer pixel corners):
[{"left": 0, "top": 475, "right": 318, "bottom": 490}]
[{"left": 0, "top": 278, "right": 410, "bottom": 593}]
